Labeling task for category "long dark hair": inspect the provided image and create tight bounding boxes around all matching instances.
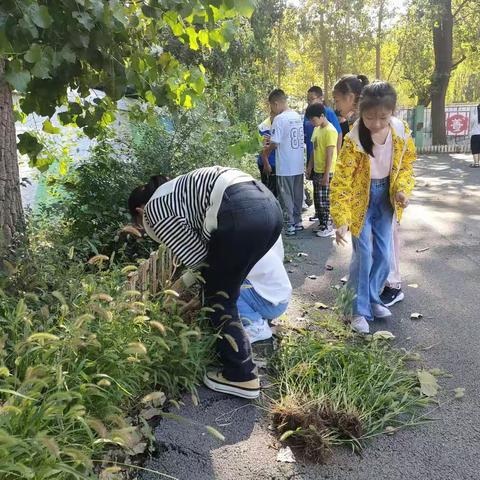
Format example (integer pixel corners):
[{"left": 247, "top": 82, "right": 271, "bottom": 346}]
[
  {"left": 358, "top": 81, "right": 398, "bottom": 157},
  {"left": 128, "top": 175, "right": 169, "bottom": 219},
  {"left": 333, "top": 75, "right": 369, "bottom": 103}
]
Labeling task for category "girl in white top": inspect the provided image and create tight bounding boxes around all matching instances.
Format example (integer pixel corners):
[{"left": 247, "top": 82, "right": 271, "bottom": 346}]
[
  {"left": 470, "top": 105, "right": 480, "bottom": 168},
  {"left": 237, "top": 237, "right": 292, "bottom": 344}
]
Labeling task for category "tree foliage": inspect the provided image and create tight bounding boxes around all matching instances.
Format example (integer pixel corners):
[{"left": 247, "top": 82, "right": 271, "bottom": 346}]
[{"left": 0, "top": 0, "right": 255, "bottom": 163}]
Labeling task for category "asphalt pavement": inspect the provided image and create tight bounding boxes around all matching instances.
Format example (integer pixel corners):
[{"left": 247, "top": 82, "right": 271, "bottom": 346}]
[{"left": 141, "top": 153, "right": 480, "bottom": 480}]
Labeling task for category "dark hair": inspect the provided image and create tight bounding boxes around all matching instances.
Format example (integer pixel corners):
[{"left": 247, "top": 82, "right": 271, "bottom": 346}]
[
  {"left": 128, "top": 174, "right": 169, "bottom": 218},
  {"left": 305, "top": 103, "right": 326, "bottom": 120},
  {"left": 333, "top": 75, "right": 369, "bottom": 101},
  {"left": 307, "top": 85, "right": 323, "bottom": 97},
  {"left": 268, "top": 88, "right": 287, "bottom": 103},
  {"left": 358, "top": 81, "right": 398, "bottom": 156}
]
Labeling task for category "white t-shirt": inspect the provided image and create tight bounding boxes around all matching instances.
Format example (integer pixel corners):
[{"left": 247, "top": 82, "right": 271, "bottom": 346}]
[
  {"left": 471, "top": 121, "right": 480, "bottom": 136},
  {"left": 370, "top": 130, "right": 393, "bottom": 179},
  {"left": 246, "top": 237, "right": 292, "bottom": 306},
  {"left": 270, "top": 110, "right": 305, "bottom": 176}
]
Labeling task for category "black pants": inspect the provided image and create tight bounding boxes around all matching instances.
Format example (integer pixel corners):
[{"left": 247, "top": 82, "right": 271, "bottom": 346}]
[
  {"left": 258, "top": 164, "right": 277, "bottom": 198},
  {"left": 202, "top": 181, "right": 283, "bottom": 382}
]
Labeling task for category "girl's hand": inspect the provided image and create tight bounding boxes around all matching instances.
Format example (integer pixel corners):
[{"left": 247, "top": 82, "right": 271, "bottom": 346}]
[
  {"left": 395, "top": 192, "right": 410, "bottom": 209},
  {"left": 336, "top": 225, "right": 349, "bottom": 246}
]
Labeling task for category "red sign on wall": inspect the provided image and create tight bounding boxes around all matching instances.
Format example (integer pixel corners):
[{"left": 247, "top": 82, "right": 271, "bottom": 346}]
[{"left": 446, "top": 112, "right": 470, "bottom": 136}]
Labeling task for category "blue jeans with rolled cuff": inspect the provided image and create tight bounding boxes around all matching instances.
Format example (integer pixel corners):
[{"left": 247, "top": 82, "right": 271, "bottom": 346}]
[{"left": 348, "top": 177, "right": 394, "bottom": 320}]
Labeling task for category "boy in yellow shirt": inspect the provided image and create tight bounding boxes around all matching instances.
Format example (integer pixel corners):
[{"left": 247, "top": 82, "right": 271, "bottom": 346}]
[{"left": 305, "top": 103, "right": 338, "bottom": 237}]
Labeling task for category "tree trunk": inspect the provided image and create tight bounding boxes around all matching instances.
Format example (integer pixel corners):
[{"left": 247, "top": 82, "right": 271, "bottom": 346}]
[
  {"left": 431, "top": 0, "right": 453, "bottom": 145},
  {"left": 0, "top": 58, "right": 24, "bottom": 249},
  {"left": 375, "top": 0, "right": 385, "bottom": 80},
  {"left": 276, "top": 23, "right": 282, "bottom": 87},
  {"left": 320, "top": 9, "right": 329, "bottom": 103}
]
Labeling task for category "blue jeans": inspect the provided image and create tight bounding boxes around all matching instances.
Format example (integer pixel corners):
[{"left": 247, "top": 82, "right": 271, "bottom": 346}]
[
  {"left": 237, "top": 281, "right": 288, "bottom": 326},
  {"left": 349, "top": 177, "right": 393, "bottom": 320}
]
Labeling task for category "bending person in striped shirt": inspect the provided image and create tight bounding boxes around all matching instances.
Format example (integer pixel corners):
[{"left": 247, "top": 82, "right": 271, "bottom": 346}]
[{"left": 128, "top": 166, "right": 283, "bottom": 399}]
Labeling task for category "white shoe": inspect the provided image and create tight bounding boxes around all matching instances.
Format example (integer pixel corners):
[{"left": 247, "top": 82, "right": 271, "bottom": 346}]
[
  {"left": 244, "top": 320, "right": 273, "bottom": 343},
  {"left": 285, "top": 225, "right": 296, "bottom": 236},
  {"left": 351, "top": 315, "right": 370, "bottom": 333},
  {"left": 315, "top": 225, "right": 335, "bottom": 238},
  {"left": 294, "top": 222, "right": 304, "bottom": 231},
  {"left": 372, "top": 304, "right": 392, "bottom": 318}
]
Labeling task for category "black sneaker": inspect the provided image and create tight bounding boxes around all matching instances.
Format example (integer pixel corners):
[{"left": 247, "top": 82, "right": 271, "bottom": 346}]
[
  {"left": 309, "top": 215, "right": 319, "bottom": 221},
  {"left": 380, "top": 286, "right": 405, "bottom": 307}
]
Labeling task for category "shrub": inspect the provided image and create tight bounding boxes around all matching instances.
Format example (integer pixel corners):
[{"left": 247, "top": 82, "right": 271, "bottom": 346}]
[{"left": 0, "top": 224, "right": 215, "bottom": 479}]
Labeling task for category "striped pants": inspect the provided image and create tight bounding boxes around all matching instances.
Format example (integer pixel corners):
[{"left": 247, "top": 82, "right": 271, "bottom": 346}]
[{"left": 312, "top": 172, "right": 333, "bottom": 228}]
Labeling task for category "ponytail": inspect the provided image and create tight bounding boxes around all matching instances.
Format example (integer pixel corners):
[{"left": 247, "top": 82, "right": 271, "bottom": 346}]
[
  {"left": 128, "top": 174, "right": 169, "bottom": 218},
  {"left": 333, "top": 74, "right": 369, "bottom": 104}
]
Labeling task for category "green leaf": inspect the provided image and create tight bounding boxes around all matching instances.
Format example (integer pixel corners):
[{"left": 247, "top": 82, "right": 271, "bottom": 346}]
[
  {"left": 417, "top": 369, "right": 439, "bottom": 397},
  {"left": 42, "top": 120, "right": 60, "bottom": 134},
  {"left": 17, "top": 132, "right": 43, "bottom": 158},
  {"left": 30, "top": 4, "right": 53, "bottom": 29},
  {"left": 5, "top": 68, "right": 31, "bottom": 92},
  {"left": 60, "top": 44, "right": 77, "bottom": 63},
  {"left": 234, "top": 0, "right": 255, "bottom": 17},
  {"left": 31, "top": 57, "right": 52, "bottom": 79},
  {"left": 25, "top": 44, "right": 43, "bottom": 63}
]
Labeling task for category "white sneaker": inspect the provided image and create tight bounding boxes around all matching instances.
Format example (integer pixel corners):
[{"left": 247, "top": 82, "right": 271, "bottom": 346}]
[
  {"left": 244, "top": 320, "right": 273, "bottom": 343},
  {"left": 372, "top": 304, "right": 392, "bottom": 318},
  {"left": 285, "top": 225, "right": 296, "bottom": 236},
  {"left": 351, "top": 315, "right": 370, "bottom": 333},
  {"left": 294, "top": 222, "right": 304, "bottom": 231},
  {"left": 315, "top": 225, "right": 335, "bottom": 238}
]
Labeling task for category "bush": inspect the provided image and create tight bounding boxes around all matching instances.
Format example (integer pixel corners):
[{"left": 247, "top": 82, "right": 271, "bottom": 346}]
[{"left": 0, "top": 223, "right": 215, "bottom": 479}]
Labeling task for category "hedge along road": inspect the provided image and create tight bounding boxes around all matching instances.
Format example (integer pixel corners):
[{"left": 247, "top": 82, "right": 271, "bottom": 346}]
[{"left": 139, "top": 152, "right": 480, "bottom": 480}]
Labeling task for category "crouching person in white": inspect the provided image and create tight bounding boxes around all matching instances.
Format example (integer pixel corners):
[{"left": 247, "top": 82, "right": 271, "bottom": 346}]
[{"left": 238, "top": 237, "right": 292, "bottom": 343}]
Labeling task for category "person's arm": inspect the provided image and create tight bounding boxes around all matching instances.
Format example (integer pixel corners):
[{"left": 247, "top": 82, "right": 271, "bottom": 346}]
[
  {"left": 145, "top": 202, "right": 208, "bottom": 269},
  {"left": 326, "top": 108, "right": 343, "bottom": 153},
  {"left": 337, "top": 132, "right": 343, "bottom": 153},
  {"left": 262, "top": 143, "right": 277, "bottom": 173},
  {"left": 330, "top": 138, "right": 357, "bottom": 245},
  {"left": 322, "top": 146, "right": 335, "bottom": 186},
  {"left": 304, "top": 118, "right": 314, "bottom": 163},
  {"left": 394, "top": 125, "right": 416, "bottom": 208}
]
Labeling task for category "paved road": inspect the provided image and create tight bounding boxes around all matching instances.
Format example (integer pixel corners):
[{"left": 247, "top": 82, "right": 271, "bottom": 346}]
[{"left": 141, "top": 154, "right": 480, "bottom": 480}]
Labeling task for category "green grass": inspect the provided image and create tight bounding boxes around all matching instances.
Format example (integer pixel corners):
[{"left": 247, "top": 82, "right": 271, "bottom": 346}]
[
  {"left": 269, "top": 311, "right": 432, "bottom": 460},
  {"left": 0, "top": 225, "right": 215, "bottom": 479}
]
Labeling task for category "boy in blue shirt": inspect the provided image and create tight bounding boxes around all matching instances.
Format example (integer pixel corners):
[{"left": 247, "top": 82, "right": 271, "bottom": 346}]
[{"left": 304, "top": 86, "right": 342, "bottom": 221}]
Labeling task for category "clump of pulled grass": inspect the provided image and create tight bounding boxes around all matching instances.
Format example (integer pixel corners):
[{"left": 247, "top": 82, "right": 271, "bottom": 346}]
[{"left": 269, "top": 313, "right": 431, "bottom": 461}]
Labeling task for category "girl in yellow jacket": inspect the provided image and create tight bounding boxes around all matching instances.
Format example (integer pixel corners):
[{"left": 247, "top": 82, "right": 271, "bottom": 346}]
[{"left": 330, "top": 82, "right": 415, "bottom": 334}]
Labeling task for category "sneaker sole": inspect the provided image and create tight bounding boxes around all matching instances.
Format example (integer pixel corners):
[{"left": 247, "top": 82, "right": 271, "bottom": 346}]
[
  {"left": 383, "top": 291, "right": 405, "bottom": 307},
  {"left": 203, "top": 374, "right": 260, "bottom": 399},
  {"left": 316, "top": 231, "right": 335, "bottom": 238},
  {"left": 249, "top": 332, "right": 273, "bottom": 344}
]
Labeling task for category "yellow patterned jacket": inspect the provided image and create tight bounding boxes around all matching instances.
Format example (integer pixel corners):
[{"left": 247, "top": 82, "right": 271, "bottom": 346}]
[{"left": 330, "top": 117, "right": 416, "bottom": 237}]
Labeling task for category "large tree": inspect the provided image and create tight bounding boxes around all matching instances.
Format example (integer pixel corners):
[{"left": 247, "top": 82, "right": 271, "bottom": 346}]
[{"left": 0, "top": 0, "right": 254, "bottom": 248}]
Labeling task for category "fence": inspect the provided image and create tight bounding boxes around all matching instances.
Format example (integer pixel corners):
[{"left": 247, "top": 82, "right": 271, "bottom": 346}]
[
  {"left": 127, "top": 246, "right": 178, "bottom": 294},
  {"left": 397, "top": 103, "right": 478, "bottom": 152}
]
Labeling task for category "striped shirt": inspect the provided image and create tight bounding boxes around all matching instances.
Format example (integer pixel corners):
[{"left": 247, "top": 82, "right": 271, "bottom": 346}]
[{"left": 143, "top": 167, "right": 253, "bottom": 268}]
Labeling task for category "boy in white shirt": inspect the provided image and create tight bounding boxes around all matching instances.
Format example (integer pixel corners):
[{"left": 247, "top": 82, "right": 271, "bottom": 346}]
[
  {"left": 262, "top": 89, "right": 305, "bottom": 236},
  {"left": 238, "top": 237, "right": 292, "bottom": 343}
]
